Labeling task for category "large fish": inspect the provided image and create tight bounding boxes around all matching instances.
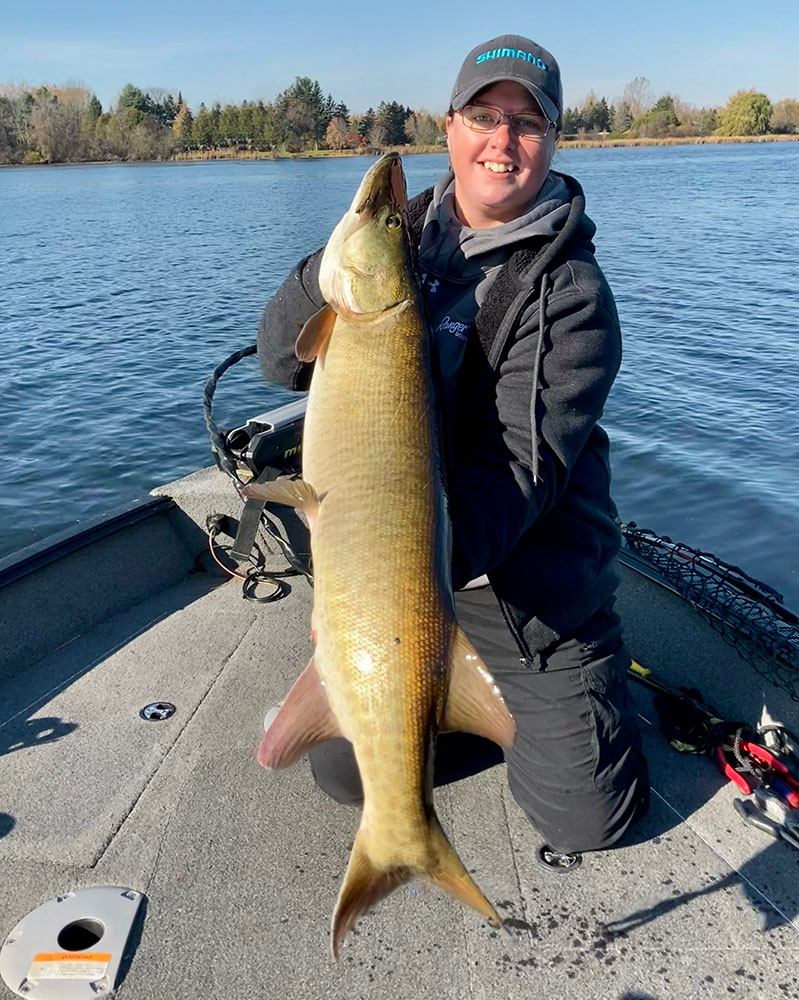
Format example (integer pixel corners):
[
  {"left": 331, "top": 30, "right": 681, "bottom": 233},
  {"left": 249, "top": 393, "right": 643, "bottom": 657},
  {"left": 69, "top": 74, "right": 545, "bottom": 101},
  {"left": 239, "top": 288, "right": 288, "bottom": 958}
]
[{"left": 245, "top": 152, "right": 515, "bottom": 958}]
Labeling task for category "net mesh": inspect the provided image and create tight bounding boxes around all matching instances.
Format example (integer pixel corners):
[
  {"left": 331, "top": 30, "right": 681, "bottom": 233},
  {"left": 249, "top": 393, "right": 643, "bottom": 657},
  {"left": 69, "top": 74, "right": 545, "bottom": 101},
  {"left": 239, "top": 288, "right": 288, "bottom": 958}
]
[{"left": 620, "top": 521, "right": 799, "bottom": 701}]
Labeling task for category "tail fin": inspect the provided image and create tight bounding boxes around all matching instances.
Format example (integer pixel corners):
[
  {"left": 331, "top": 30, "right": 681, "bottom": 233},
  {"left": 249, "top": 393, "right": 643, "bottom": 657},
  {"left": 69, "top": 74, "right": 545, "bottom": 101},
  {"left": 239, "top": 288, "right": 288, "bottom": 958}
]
[
  {"left": 331, "top": 829, "right": 411, "bottom": 960},
  {"left": 330, "top": 815, "right": 500, "bottom": 959},
  {"left": 427, "top": 815, "right": 501, "bottom": 927}
]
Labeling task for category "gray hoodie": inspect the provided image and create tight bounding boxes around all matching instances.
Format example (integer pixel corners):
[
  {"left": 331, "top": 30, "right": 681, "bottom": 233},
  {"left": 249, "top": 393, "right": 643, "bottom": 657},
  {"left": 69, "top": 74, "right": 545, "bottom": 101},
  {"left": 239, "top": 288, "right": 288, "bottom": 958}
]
[{"left": 418, "top": 168, "right": 571, "bottom": 395}]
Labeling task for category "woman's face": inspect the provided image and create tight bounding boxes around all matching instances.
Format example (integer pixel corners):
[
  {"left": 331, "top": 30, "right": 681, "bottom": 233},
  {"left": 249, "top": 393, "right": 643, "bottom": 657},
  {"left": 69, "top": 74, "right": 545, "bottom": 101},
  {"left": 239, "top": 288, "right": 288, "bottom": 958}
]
[{"left": 445, "top": 80, "right": 558, "bottom": 229}]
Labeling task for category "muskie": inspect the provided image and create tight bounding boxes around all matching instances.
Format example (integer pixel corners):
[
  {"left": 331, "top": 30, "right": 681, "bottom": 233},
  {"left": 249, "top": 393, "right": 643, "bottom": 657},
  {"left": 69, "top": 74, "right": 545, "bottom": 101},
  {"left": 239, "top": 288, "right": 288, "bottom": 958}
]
[{"left": 245, "top": 153, "right": 515, "bottom": 958}]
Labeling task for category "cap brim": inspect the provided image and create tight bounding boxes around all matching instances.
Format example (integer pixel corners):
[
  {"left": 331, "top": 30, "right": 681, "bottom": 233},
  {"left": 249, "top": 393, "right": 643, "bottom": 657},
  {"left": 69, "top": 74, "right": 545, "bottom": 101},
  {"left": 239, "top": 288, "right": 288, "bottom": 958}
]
[{"left": 452, "top": 78, "right": 559, "bottom": 124}]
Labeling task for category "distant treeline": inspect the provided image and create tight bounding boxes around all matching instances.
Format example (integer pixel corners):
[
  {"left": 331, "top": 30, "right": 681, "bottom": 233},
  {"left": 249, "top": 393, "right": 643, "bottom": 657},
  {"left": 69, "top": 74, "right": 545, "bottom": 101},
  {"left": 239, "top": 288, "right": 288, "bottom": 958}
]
[
  {"left": 1, "top": 73, "right": 797, "bottom": 165},
  {"left": 562, "top": 77, "right": 798, "bottom": 140},
  {"left": 0, "top": 77, "right": 443, "bottom": 165}
]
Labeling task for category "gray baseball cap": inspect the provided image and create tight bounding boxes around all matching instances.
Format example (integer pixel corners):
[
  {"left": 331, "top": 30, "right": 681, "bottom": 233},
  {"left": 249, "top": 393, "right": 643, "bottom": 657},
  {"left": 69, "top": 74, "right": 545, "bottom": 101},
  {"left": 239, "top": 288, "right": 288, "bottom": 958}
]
[{"left": 450, "top": 34, "right": 562, "bottom": 125}]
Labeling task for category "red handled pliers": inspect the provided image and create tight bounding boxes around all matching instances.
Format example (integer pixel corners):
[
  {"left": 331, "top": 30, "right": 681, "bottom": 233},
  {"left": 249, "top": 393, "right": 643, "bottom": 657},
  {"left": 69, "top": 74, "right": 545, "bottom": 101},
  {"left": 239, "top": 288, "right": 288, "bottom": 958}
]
[{"left": 717, "top": 739, "right": 799, "bottom": 806}]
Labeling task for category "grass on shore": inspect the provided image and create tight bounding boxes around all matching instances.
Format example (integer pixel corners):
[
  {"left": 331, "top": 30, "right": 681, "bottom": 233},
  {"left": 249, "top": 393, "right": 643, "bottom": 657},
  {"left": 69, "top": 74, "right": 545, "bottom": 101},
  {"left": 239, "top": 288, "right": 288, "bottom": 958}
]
[{"left": 171, "top": 133, "right": 797, "bottom": 162}]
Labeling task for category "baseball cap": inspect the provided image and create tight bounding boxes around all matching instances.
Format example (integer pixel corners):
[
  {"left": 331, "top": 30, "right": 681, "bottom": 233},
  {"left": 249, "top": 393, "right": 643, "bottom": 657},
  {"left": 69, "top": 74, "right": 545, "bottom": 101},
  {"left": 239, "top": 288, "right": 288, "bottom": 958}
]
[{"left": 450, "top": 34, "right": 562, "bottom": 125}]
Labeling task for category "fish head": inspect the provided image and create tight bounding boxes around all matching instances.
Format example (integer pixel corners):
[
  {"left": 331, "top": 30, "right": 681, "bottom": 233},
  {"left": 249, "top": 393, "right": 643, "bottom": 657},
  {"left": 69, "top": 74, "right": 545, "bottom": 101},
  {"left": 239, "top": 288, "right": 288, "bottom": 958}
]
[{"left": 319, "top": 153, "right": 417, "bottom": 318}]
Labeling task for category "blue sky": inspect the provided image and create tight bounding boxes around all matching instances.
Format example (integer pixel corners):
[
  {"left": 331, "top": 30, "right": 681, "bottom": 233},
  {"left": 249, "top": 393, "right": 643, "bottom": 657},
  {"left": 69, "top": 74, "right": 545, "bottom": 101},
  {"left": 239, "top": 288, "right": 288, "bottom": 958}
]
[{"left": 2, "top": 0, "right": 797, "bottom": 115}]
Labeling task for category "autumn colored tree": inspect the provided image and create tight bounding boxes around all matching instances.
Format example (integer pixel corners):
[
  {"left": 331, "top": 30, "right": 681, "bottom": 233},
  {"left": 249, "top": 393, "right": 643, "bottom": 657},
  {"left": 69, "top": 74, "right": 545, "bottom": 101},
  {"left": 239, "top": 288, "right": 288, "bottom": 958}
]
[
  {"left": 325, "top": 115, "right": 349, "bottom": 149},
  {"left": 770, "top": 98, "right": 799, "bottom": 133}
]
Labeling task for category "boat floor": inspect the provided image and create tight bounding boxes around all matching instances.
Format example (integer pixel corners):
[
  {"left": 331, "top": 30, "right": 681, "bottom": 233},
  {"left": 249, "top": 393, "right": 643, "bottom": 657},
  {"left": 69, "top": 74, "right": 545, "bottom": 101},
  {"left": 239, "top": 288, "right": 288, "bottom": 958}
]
[{"left": 2, "top": 470, "right": 799, "bottom": 1000}]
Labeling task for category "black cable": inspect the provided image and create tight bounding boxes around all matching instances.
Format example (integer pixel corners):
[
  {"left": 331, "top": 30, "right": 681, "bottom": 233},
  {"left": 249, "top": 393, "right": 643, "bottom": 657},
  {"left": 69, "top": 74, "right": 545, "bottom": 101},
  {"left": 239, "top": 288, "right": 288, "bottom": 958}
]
[{"left": 203, "top": 343, "right": 257, "bottom": 490}]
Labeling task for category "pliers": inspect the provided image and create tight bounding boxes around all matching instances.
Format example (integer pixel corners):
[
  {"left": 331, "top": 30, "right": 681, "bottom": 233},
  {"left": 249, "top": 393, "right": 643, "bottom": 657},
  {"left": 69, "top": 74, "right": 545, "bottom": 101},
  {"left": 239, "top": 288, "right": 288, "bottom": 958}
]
[
  {"left": 733, "top": 798, "right": 799, "bottom": 851},
  {"left": 716, "top": 739, "right": 799, "bottom": 806}
]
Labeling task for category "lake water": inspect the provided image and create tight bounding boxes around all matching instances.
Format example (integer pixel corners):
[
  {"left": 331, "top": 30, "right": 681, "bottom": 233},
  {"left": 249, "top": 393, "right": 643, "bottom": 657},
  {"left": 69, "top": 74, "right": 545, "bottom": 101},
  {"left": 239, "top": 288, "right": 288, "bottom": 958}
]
[{"left": 2, "top": 144, "right": 798, "bottom": 609}]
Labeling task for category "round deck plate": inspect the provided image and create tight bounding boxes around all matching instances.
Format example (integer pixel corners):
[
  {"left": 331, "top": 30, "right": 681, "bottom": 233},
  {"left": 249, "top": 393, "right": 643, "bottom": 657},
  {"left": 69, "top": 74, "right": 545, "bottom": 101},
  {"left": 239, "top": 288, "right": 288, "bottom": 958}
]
[{"left": 0, "top": 887, "right": 144, "bottom": 999}]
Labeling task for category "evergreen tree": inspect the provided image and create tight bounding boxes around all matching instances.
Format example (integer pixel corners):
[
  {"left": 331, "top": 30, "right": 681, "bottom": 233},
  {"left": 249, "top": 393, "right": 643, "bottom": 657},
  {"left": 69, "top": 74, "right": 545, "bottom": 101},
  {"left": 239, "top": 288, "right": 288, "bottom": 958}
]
[
  {"left": 210, "top": 102, "right": 222, "bottom": 145},
  {"left": 630, "top": 96, "right": 680, "bottom": 138},
  {"left": 275, "top": 76, "right": 325, "bottom": 148},
  {"left": 117, "top": 84, "right": 153, "bottom": 115},
  {"left": 172, "top": 99, "right": 193, "bottom": 142},
  {"left": 594, "top": 97, "right": 611, "bottom": 132},
  {"left": 192, "top": 103, "right": 214, "bottom": 145},
  {"left": 321, "top": 93, "right": 336, "bottom": 132},
  {"left": 375, "top": 101, "right": 410, "bottom": 145},
  {"left": 358, "top": 107, "right": 375, "bottom": 139}
]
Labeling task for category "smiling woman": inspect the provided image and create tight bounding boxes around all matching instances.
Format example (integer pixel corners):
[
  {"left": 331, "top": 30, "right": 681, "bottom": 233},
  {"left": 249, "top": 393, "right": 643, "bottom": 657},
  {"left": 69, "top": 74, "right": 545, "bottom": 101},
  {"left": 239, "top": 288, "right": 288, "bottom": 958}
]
[
  {"left": 256, "top": 33, "right": 650, "bottom": 870},
  {"left": 445, "top": 80, "right": 558, "bottom": 227}
]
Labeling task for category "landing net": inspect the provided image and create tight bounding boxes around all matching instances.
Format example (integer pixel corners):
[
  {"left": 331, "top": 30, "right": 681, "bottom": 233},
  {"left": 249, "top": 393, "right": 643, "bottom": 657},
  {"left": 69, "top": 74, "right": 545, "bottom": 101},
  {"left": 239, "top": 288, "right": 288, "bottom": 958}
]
[{"left": 620, "top": 521, "right": 799, "bottom": 701}]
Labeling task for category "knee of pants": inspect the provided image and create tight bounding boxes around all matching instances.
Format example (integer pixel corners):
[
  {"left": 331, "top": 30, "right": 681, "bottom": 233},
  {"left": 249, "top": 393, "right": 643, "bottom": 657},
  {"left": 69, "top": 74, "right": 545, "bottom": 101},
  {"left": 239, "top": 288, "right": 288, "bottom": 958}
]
[
  {"left": 509, "top": 745, "right": 650, "bottom": 854},
  {"left": 307, "top": 739, "right": 364, "bottom": 806}
]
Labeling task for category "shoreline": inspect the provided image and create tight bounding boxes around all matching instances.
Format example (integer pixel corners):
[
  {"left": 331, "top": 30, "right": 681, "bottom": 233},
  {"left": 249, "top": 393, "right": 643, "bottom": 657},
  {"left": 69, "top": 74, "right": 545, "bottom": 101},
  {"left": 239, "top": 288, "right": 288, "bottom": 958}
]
[
  {"left": 560, "top": 133, "right": 799, "bottom": 149},
  {"left": 171, "top": 133, "right": 798, "bottom": 161},
  {"left": 2, "top": 133, "right": 796, "bottom": 168}
]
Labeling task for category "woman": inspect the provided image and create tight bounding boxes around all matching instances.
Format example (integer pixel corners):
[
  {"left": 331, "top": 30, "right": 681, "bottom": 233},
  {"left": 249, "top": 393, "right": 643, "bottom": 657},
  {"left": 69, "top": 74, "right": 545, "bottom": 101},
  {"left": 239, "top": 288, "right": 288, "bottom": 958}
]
[{"left": 257, "top": 34, "right": 649, "bottom": 870}]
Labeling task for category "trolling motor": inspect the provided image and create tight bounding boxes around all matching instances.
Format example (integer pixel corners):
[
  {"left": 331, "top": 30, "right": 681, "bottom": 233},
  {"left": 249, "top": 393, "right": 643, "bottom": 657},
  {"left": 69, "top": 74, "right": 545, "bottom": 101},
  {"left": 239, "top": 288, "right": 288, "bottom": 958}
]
[{"left": 203, "top": 345, "right": 312, "bottom": 597}]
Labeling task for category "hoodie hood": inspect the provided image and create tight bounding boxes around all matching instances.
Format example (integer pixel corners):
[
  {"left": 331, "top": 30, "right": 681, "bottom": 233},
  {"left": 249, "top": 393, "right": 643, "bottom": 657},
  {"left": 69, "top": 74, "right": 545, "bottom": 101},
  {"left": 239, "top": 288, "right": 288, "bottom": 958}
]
[{"left": 418, "top": 167, "right": 572, "bottom": 276}]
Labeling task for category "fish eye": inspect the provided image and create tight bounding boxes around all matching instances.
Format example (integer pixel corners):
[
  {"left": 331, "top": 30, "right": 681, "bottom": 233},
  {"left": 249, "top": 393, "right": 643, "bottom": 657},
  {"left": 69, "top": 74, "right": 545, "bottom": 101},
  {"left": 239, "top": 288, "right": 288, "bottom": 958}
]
[{"left": 386, "top": 214, "right": 402, "bottom": 230}]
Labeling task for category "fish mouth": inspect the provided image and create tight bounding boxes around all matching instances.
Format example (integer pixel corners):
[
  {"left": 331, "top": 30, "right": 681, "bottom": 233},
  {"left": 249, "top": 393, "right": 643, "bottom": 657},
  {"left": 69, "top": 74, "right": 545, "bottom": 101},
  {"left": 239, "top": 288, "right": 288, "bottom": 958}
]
[{"left": 354, "top": 152, "right": 407, "bottom": 220}]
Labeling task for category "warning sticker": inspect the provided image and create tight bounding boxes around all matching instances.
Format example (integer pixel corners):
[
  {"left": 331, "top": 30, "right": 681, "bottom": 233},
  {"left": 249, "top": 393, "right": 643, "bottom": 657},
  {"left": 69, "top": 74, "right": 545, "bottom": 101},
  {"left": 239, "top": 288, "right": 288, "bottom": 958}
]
[{"left": 27, "top": 953, "right": 111, "bottom": 980}]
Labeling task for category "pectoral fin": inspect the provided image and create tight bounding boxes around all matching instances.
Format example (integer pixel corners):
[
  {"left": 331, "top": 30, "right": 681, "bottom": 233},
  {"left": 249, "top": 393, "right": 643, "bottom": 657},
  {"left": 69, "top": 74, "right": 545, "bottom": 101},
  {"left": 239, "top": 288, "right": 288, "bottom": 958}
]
[
  {"left": 241, "top": 477, "right": 322, "bottom": 527},
  {"left": 257, "top": 657, "right": 342, "bottom": 769},
  {"left": 442, "top": 627, "right": 516, "bottom": 751},
  {"left": 295, "top": 304, "right": 337, "bottom": 362}
]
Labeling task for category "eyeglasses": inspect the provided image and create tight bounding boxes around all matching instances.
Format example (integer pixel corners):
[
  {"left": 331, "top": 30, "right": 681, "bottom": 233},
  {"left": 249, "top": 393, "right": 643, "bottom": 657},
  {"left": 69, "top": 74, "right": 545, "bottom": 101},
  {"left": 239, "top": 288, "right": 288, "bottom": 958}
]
[{"left": 459, "top": 104, "right": 556, "bottom": 139}]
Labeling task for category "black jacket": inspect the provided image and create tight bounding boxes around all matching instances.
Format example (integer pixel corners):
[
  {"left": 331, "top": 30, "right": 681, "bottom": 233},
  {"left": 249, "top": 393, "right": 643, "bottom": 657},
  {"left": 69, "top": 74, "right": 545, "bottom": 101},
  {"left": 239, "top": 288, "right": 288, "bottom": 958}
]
[{"left": 257, "top": 171, "right": 622, "bottom": 665}]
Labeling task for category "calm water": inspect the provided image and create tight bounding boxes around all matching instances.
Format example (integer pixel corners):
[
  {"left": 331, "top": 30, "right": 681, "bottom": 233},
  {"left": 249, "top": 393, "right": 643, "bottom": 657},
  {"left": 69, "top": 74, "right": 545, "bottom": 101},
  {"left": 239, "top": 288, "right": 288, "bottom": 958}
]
[{"left": 2, "top": 145, "right": 798, "bottom": 609}]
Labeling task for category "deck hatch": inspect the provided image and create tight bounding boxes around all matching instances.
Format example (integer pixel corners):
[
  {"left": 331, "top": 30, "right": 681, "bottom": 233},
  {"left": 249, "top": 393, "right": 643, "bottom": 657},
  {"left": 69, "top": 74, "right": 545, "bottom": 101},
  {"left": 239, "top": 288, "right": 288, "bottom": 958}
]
[{"left": 0, "top": 887, "right": 144, "bottom": 999}]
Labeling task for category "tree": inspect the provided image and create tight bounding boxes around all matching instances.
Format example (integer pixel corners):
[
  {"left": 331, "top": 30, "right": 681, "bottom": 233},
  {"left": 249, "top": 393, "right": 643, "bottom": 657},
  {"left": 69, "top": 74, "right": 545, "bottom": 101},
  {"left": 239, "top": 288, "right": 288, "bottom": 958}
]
[
  {"left": 254, "top": 101, "right": 287, "bottom": 148},
  {"left": 630, "top": 95, "right": 680, "bottom": 138},
  {"left": 320, "top": 93, "right": 336, "bottom": 133},
  {"left": 584, "top": 95, "right": 611, "bottom": 132},
  {"left": 406, "top": 109, "right": 439, "bottom": 145},
  {"left": 357, "top": 108, "right": 375, "bottom": 139},
  {"left": 375, "top": 101, "right": 410, "bottom": 145},
  {"left": 239, "top": 100, "right": 255, "bottom": 142},
  {"left": 563, "top": 106, "right": 589, "bottom": 133},
  {"left": 192, "top": 102, "right": 215, "bottom": 145},
  {"left": 694, "top": 107, "right": 718, "bottom": 136},
  {"left": 218, "top": 104, "right": 241, "bottom": 144},
  {"left": 116, "top": 83, "right": 153, "bottom": 115},
  {"left": 172, "top": 99, "right": 193, "bottom": 142},
  {"left": 770, "top": 98, "right": 799, "bottom": 134},
  {"left": 86, "top": 94, "right": 102, "bottom": 121},
  {"left": 31, "top": 86, "right": 89, "bottom": 162},
  {"left": 325, "top": 115, "right": 349, "bottom": 150},
  {"left": 621, "top": 77, "right": 653, "bottom": 120},
  {"left": 611, "top": 100, "right": 633, "bottom": 133},
  {"left": 717, "top": 90, "right": 772, "bottom": 136},
  {"left": 275, "top": 76, "right": 325, "bottom": 149}
]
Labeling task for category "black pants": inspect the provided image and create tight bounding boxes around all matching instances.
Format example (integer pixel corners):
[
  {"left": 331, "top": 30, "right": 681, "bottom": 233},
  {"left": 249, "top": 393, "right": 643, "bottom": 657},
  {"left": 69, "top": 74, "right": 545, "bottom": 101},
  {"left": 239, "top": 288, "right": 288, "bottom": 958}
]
[{"left": 306, "top": 586, "right": 649, "bottom": 854}]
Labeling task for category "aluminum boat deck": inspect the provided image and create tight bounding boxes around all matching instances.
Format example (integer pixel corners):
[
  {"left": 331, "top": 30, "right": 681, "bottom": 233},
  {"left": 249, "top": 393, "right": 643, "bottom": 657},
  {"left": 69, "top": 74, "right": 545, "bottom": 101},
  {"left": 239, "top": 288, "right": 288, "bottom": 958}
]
[{"left": 1, "top": 466, "right": 797, "bottom": 1000}]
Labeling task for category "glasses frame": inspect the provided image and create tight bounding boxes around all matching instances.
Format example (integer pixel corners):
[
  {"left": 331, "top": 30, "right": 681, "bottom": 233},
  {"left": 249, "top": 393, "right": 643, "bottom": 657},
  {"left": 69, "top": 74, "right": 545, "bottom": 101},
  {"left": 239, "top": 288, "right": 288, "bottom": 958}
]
[{"left": 458, "top": 103, "right": 557, "bottom": 139}]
